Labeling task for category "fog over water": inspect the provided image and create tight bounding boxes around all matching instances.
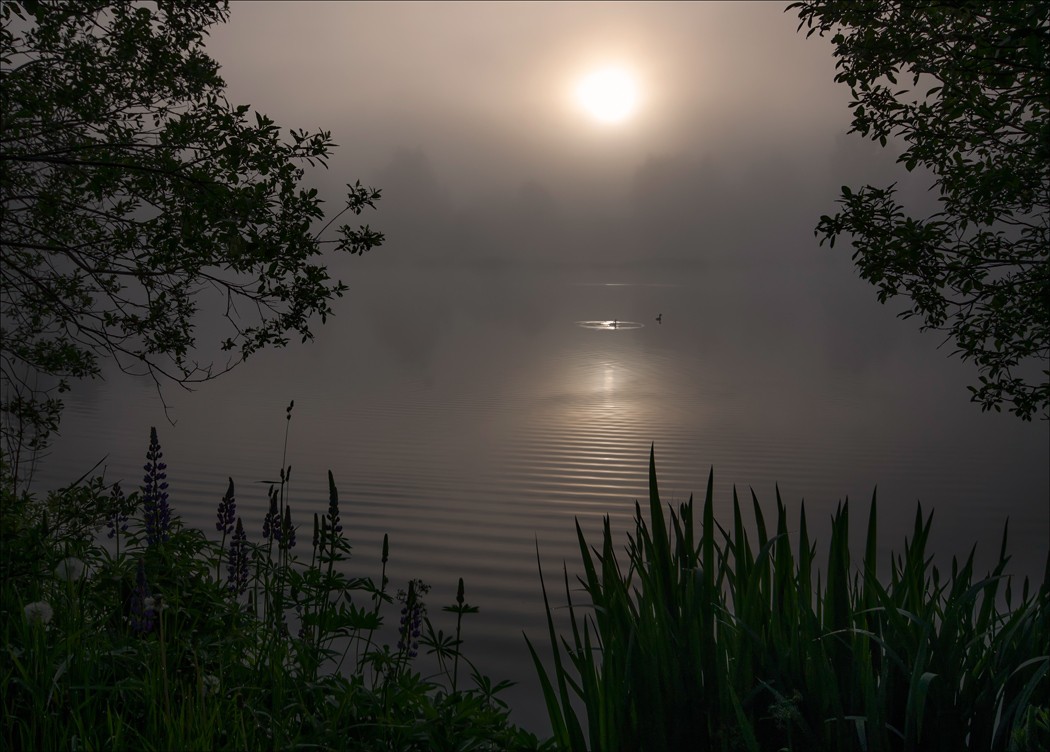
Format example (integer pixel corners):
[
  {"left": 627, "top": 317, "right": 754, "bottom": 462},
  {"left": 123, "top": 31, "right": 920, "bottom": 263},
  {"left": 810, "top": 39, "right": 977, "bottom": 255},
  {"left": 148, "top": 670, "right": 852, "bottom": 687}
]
[
  {"left": 28, "top": 2, "right": 1050, "bottom": 732},
  {"left": 38, "top": 263, "right": 1048, "bottom": 731}
]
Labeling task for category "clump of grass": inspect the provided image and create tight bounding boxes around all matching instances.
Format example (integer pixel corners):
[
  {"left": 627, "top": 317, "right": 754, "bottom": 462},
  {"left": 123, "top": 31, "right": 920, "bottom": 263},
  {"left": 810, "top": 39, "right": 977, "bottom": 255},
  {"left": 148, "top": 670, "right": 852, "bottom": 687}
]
[
  {"left": 1, "top": 412, "right": 547, "bottom": 751},
  {"left": 527, "top": 446, "right": 1049, "bottom": 751}
]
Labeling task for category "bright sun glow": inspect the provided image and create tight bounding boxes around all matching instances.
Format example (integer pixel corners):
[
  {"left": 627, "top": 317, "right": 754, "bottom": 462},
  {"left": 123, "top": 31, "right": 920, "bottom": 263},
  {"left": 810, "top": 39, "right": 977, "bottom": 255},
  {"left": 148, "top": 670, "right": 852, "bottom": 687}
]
[{"left": 575, "top": 67, "right": 639, "bottom": 124}]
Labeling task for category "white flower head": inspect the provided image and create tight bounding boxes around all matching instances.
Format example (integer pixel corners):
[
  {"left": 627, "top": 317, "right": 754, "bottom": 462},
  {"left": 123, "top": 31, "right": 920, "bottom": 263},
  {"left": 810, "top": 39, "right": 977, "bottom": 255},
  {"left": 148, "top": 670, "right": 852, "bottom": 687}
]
[
  {"left": 24, "top": 601, "right": 53, "bottom": 626},
  {"left": 55, "top": 557, "right": 87, "bottom": 582},
  {"left": 199, "top": 674, "right": 219, "bottom": 698}
]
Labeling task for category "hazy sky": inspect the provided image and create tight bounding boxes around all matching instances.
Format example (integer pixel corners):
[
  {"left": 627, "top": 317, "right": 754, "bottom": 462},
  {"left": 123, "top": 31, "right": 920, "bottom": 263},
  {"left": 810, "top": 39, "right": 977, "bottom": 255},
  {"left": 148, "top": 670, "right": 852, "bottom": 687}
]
[{"left": 204, "top": 1, "right": 930, "bottom": 271}]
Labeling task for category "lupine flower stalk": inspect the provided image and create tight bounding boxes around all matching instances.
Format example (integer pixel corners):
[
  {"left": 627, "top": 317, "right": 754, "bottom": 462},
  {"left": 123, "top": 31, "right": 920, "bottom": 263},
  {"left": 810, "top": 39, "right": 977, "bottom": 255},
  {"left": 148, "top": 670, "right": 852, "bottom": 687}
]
[
  {"left": 105, "top": 482, "right": 129, "bottom": 541},
  {"left": 279, "top": 504, "right": 296, "bottom": 551},
  {"left": 216, "top": 478, "right": 236, "bottom": 536},
  {"left": 141, "top": 427, "right": 172, "bottom": 546},
  {"left": 262, "top": 486, "right": 281, "bottom": 544},
  {"left": 326, "top": 470, "right": 343, "bottom": 536},
  {"left": 227, "top": 517, "right": 249, "bottom": 596},
  {"left": 215, "top": 478, "right": 237, "bottom": 581},
  {"left": 397, "top": 579, "right": 430, "bottom": 659}
]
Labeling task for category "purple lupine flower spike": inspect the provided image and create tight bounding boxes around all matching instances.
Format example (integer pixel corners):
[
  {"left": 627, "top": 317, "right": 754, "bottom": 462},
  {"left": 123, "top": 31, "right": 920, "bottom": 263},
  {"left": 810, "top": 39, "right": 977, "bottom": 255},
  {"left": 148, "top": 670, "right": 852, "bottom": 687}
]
[
  {"left": 326, "top": 470, "right": 343, "bottom": 535},
  {"left": 216, "top": 478, "right": 236, "bottom": 535},
  {"left": 280, "top": 504, "right": 296, "bottom": 551},
  {"left": 397, "top": 579, "right": 430, "bottom": 658},
  {"left": 141, "top": 427, "right": 172, "bottom": 546},
  {"left": 262, "top": 487, "right": 280, "bottom": 542},
  {"left": 227, "top": 517, "right": 249, "bottom": 595}
]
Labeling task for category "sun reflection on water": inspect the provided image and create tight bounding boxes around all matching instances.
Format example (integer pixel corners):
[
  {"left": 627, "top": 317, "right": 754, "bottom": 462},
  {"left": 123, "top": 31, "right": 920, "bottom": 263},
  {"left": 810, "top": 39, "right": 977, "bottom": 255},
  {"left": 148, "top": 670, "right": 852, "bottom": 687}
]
[{"left": 576, "top": 319, "right": 645, "bottom": 330}]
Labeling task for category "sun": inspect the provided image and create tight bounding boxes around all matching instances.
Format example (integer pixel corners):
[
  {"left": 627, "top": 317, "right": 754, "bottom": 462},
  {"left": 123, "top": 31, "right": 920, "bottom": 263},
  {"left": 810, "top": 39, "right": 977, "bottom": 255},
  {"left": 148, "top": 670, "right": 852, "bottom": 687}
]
[{"left": 575, "top": 67, "right": 639, "bottom": 124}]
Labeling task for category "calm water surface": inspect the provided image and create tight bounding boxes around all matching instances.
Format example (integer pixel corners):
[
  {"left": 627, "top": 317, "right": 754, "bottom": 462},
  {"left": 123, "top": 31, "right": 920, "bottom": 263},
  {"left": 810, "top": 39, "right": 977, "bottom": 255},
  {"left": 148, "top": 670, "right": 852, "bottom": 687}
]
[{"left": 34, "top": 263, "right": 1050, "bottom": 732}]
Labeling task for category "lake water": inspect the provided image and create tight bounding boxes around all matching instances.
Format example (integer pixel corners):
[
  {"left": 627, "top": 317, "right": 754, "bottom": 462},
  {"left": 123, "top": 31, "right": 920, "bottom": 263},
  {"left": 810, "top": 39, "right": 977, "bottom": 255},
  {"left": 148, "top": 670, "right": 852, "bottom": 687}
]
[{"left": 32, "top": 261, "right": 1049, "bottom": 732}]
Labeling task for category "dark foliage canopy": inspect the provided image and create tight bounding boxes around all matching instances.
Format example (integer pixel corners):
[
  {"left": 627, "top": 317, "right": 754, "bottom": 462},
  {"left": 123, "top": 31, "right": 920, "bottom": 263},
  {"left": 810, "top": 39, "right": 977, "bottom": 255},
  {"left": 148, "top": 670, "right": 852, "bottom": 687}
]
[
  {"left": 1, "top": 0, "right": 383, "bottom": 472},
  {"left": 790, "top": 0, "right": 1049, "bottom": 420}
]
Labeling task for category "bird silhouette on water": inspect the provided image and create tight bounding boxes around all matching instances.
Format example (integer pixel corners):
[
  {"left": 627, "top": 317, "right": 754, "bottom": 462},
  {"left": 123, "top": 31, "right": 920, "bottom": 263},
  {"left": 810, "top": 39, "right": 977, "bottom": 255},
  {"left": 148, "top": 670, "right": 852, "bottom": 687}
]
[{"left": 656, "top": 313, "right": 663, "bottom": 324}]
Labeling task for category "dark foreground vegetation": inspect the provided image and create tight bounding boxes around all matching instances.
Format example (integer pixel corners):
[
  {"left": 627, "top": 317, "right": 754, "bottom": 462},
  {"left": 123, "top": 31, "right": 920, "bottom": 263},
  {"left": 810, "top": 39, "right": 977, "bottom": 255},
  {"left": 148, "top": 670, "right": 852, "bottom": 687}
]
[
  {"left": 1, "top": 424, "right": 545, "bottom": 751},
  {"left": 2, "top": 433, "right": 1047, "bottom": 751},
  {"left": 530, "top": 449, "right": 1049, "bottom": 751}
]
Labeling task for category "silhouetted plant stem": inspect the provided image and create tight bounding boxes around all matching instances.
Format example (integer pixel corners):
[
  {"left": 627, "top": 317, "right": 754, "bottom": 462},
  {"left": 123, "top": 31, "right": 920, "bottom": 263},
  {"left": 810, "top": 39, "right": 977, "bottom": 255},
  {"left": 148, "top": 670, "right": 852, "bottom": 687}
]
[
  {"left": 355, "top": 532, "right": 389, "bottom": 676},
  {"left": 278, "top": 400, "right": 293, "bottom": 522},
  {"left": 158, "top": 596, "right": 171, "bottom": 722},
  {"left": 453, "top": 578, "right": 465, "bottom": 691}
]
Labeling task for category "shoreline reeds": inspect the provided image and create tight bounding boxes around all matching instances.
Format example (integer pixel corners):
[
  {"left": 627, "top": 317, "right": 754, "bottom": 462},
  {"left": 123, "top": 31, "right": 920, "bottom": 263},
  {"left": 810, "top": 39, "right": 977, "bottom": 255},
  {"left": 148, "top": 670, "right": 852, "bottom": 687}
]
[{"left": 527, "top": 446, "right": 1049, "bottom": 751}]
